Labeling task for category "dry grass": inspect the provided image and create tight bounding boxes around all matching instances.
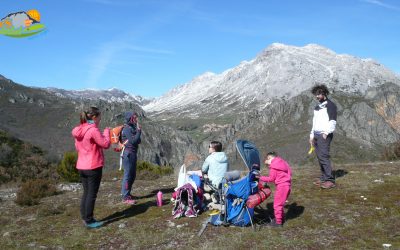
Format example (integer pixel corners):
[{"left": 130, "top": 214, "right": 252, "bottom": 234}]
[{"left": 1, "top": 162, "right": 399, "bottom": 249}]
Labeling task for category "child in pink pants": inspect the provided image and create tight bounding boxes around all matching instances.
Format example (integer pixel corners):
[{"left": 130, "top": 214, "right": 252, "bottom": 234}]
[{"left": 258, "top": 152, "right": 292, "bottom": 227}]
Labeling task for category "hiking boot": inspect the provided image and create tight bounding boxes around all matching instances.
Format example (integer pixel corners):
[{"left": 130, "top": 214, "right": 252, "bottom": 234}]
[
  {"left": 321, "top": 181, "right": 336, "bottom": 189},
  {"left": 85, "top": 220, "right": 104, "bottom": 229},
  {"left": 122, "top": 196, "right": 137, "bottom": 205}
]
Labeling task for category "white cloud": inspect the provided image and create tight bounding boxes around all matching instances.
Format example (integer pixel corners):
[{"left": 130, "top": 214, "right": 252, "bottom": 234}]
[
  {"left": 86, "top": 41, "right": 173, "bottom": 87},
  {"left": 360, "top": 0, "right": 400, "bottom": 11}
]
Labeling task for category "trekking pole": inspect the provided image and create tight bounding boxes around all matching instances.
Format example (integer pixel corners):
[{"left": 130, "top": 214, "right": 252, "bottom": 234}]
[{"left": 197, "top": 217, "right": 211, "bottom": 237}]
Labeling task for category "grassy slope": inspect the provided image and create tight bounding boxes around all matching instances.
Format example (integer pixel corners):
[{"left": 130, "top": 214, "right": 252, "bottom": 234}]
[{"left": 1, "top": 162, "right": 399, "bottom": 249}]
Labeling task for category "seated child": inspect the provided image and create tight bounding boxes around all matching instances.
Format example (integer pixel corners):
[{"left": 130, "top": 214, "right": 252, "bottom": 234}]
[{"left": 258, "top": 151, "right": 292, "bottom": 227}]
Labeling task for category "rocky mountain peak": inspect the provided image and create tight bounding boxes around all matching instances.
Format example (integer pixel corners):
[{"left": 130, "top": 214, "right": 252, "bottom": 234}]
[
  {"left": 45, "top": 87, "right": 145, "bottom": 105},
  {"left": 143, "top": 43, "right": 400, "bottom": 118}
]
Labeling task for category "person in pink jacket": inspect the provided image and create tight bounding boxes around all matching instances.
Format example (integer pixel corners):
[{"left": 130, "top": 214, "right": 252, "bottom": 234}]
[
  {"left": 72, "top": 107, "right": 110, "bottom": 229},
  {"left": 258, "top": 152, "right": 292, "bottom": 227}
]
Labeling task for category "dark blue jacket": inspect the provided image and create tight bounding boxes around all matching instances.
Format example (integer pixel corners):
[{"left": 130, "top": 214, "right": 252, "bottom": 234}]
[{"left": 121, "top": 112, "right": 141, "bottom": 153}]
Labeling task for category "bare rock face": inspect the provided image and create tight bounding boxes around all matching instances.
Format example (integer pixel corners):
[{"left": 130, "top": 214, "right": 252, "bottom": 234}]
[
  {"left": 368, "top": 84, "right": 400, "bottom": 133},
  {"left": 340, "top": 102, "right": 398, "bottom": 145}
]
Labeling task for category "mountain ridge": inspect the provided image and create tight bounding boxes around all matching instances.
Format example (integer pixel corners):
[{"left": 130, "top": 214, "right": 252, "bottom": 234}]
[
  {"left": 142, "top": 43, "right": 400, "bottom": 119},
  {"left": 1, "top": 42, "right": 400, "bottom": 170}
]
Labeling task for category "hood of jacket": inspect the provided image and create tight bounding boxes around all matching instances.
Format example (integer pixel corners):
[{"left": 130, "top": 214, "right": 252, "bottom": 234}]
[
  {"left": 72, "top": 123, "right": 95, "bottom": 140},
  {"left": 209, "top": 152, "right": 228, "bottom": 163},
  {"left": 125, "top": 111, "right": 140, "bottom": 126},
  {"left": 270, "top": 157, "right": 290, "bottom": 173},
  {"left": 124, "top": 112, "right": 133, "bottom": 124}
]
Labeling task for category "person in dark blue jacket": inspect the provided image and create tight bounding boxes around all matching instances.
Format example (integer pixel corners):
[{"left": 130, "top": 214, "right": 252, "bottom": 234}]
[{"left": 121, "top": 111, "right": 141, "bottom": 204}]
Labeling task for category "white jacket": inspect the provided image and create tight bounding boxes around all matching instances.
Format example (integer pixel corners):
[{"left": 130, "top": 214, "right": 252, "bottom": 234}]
[{"left": 310, "top": 99, "right": 337, "bottom": 139}]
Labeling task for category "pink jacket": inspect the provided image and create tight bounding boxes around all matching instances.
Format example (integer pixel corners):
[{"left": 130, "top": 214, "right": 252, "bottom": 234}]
[
  {"left": 72, "top": 123, "right": 110, "bottom": 170},
  {"left": 260, "top": 157, "right": 292, "bottom": 186}
]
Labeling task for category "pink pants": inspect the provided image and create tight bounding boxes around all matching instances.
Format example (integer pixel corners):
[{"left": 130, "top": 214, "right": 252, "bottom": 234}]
[{"left": 273, "top": 184, "right": 291, "bottom": 224}]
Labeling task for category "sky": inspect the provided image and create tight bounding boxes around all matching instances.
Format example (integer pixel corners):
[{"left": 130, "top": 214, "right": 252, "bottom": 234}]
[{"left": 0, "top": 0, "right": 399, "bottom": 97}]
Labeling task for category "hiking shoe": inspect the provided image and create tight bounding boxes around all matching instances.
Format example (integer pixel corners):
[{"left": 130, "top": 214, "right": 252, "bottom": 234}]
[
  {"left": 267, "top": 221, "right": 283, "bottom": 228},
  {"left": 122, "top": 197, "right": 137, "bottom": 205},
  {"left": 313, "top": 179, "right": 323, "bottom": 186},
  {"left": 321, "top": 181, "right": 336, "bottom": 189},
  {"left": 259, "top": 219, "right": 283, "bottom": 228},
  {"left": 85, "top": 220, "right": 104, "bottom": 229}
]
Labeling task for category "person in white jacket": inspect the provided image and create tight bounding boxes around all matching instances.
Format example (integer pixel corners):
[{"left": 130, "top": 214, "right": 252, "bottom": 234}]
[{"left": 309, "top": 84, "right": 337, "bottom": 189}]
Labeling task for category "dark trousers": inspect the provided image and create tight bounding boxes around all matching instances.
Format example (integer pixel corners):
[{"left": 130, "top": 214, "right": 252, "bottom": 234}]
[
  {"left": 314, "top": 133, "right": 334, "bottom": 182},
  {"left": 121, "top": 152, "right": 137, "bottom": 199},
  {"left": 79, "top": 168, "right": 102, "bottom": 223}
]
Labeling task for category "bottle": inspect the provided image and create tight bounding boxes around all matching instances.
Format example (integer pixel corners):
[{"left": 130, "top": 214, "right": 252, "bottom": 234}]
[{"left": 157, "top": 190, "right": 163, "bottom": 207}]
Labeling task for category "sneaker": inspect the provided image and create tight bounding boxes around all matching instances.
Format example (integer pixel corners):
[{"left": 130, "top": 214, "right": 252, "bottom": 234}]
[
  {"left": 321, "top": 181, "right": 336, "bottom": 189},
  {"left": 83, "top": 218, "right": 98, "bottom": 224},
  {"left": 122, "top": 196, "right": 137, "bottom": 205},
  {"left": 85, "top": 220, "right": 104, "bottom": 229}
]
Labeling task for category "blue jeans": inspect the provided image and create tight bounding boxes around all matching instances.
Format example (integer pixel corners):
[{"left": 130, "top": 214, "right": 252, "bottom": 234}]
[{"left": 121, "top": 151, "right": 137, "bottom": 199}]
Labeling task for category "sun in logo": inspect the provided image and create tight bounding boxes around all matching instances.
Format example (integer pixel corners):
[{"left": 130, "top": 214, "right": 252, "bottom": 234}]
[
  {"left": 26, "top": 9, "right": 41, "bottom": 22},
  {"left": 0, "top": 9, "right": 46, "bottom": 38}
]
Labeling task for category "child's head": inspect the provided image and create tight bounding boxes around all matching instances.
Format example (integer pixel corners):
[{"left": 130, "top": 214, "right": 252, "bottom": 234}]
[{"left": 264, "top": 151, "right": 277, "bottom": 165}]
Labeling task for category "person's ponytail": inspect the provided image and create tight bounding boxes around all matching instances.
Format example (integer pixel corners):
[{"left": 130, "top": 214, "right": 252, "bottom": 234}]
[
  {"left": 80, "top": 111, "right": 88, "bottom": 124},
  {"left": 79, "top": 107, "right": 100, "bottom": 124}
]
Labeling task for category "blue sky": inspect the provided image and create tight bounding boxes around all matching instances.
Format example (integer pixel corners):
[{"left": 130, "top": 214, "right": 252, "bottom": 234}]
[{"left": 1, "top": 0, "right": 399, "bottom": 97}]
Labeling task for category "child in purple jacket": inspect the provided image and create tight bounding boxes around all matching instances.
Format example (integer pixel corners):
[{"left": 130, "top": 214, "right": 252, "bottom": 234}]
[{"left": 258, "top": 152, "right": 292, "bottom": 227}]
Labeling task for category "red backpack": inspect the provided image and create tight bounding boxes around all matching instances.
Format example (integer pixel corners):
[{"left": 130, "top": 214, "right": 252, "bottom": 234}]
[
  {"left": 109, "top": 125, "right": 128, "bottom": 170},
  {"left": 109, "top": 125, "right": 128, "bottom": 151}
]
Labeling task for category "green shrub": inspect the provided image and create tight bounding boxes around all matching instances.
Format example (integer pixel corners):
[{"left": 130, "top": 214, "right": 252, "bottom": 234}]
[
  {"left": 136, "top": 160, "right": 173, "bottom": 180},
  {"left": 382, "top": 141, "right": 400, "bottom": 161},
  {"left": 0, "top": 130, "right": 57, "bottom": 184},
  {"left": 15, "top": 179, "right": 58, "bottom": 206},
  {"left": 57, "top": 151, "right": 79, "bottom": 182}
]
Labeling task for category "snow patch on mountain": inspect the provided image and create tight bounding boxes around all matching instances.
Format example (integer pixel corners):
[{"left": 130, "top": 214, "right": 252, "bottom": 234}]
[
  {"left": 143, "top": 43, "right": 400, "bottom": 117},
  {"left": 44, "top": 87, "right": 146, "bottom": 105}
]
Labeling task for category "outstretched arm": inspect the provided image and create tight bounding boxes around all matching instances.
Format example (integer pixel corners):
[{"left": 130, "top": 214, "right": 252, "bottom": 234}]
[{"left": 259, "top": 168, "right": 277, "bottom": 183}]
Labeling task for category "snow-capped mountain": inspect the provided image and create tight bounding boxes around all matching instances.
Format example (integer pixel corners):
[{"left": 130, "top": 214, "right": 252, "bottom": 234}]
[
  {"left": 44, "top": 87, "right": 149, "bottom": 105},
  {"left": 143, "top": 43, "right": 400, "bottom": 118}
]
